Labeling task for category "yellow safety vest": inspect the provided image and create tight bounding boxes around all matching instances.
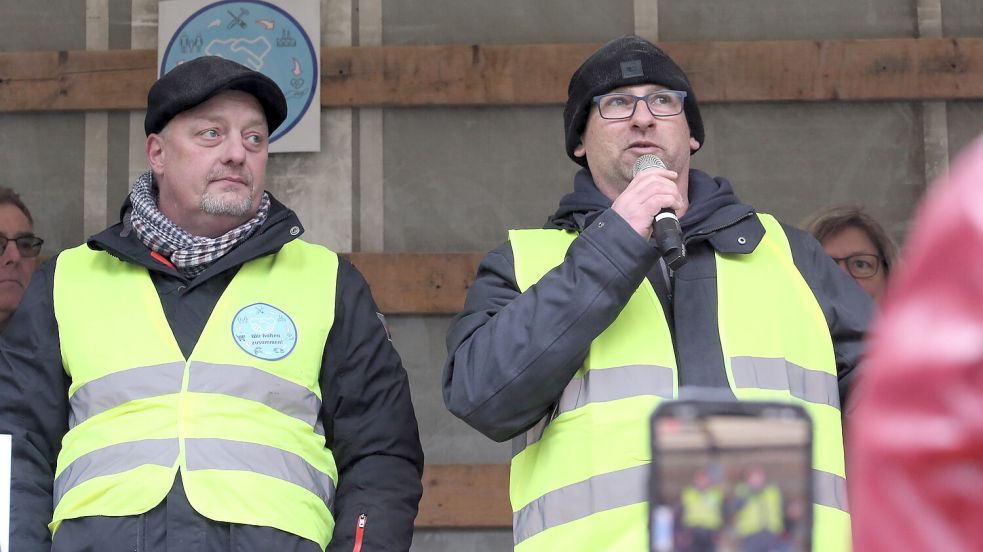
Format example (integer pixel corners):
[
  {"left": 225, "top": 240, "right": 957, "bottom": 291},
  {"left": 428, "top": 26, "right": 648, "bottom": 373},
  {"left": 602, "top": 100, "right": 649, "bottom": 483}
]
[
  {"left": 733, "top": 484, "right": 784, "bottom": 537},
  {"left": 508, "top": 213, "right": 850, "bottom": 552},
  {"left": 52, "top": 240, "right": 339, "bottom": 550},
  {"left": 681, "top": 486, "right": 724, "bottom": 530}
]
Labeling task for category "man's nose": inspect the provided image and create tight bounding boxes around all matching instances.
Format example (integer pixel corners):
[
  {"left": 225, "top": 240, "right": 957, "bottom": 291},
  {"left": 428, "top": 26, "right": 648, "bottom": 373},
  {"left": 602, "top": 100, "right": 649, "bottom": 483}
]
[
  {"left": 630, "top": 99, "right": 657, "bottom": 126},
  {"left": 221, "top": 136, "right": 248, "bottom": 164},
  {"left": 0, "top": 240, "right": 22, "bottom": 265}
]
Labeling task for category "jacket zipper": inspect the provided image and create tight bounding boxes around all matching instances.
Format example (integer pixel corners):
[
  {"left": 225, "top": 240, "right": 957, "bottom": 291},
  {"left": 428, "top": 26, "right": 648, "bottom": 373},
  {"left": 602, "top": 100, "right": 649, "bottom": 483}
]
[{"left": 352, "top": 514, "right": 367, "bottom": 552}]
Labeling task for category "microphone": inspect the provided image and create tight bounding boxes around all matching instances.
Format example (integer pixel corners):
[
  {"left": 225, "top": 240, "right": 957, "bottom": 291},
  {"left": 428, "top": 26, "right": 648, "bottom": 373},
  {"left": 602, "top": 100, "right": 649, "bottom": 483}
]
[{"left": 632, "top": 154, "right": 687, "bottom": 270}]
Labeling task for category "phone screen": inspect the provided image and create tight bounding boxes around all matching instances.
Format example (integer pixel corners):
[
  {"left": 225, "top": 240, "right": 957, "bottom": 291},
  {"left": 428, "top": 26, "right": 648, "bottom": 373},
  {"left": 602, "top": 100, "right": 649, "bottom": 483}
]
[{"left": 650, "top": 401, "right": 813, "bottom": 552}]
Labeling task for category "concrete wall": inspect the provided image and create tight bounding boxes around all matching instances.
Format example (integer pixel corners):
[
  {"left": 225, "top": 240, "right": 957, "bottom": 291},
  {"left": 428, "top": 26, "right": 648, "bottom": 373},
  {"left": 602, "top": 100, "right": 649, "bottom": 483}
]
[{"left": 2, "top": 1, "right": 983, "bottom": 550}]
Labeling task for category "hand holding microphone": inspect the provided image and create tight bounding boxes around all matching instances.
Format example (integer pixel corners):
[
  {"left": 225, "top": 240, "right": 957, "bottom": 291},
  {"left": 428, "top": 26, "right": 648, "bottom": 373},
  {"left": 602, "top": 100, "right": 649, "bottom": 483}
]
[{"left": 631, "top": 154, "right": 687, "bottom": 270}]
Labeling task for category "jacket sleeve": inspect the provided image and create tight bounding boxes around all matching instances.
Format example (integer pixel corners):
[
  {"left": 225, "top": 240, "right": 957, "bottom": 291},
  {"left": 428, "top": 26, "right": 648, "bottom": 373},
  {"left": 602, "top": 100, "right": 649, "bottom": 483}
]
[
  {"left": 442, "top": 209, "right": 661, "bottom": 442},
  {"left": 785, "top": 224, "right": 873, "bottom": 409},
  {"left": 321, "top": 259, "right": 424, "bottom": 552},
  {"left": 0, "top": 259, "right": 69, "bottom": 551}
]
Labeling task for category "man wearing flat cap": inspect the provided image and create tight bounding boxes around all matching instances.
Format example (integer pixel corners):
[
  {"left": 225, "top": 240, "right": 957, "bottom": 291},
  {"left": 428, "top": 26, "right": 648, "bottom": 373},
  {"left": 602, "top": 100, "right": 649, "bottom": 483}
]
[
  {"left": 443, "top": 36, "right": 869, "bottom": 551},
  {"left": 0, "top": 56, "right": 423, "bottom": 552}
]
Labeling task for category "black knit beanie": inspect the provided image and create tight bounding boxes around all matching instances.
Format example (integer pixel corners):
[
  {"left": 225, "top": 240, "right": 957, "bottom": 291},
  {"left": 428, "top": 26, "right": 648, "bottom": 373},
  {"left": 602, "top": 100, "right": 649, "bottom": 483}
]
[{"left": 563, "top": 36, "right": 705, "bottom": 167}]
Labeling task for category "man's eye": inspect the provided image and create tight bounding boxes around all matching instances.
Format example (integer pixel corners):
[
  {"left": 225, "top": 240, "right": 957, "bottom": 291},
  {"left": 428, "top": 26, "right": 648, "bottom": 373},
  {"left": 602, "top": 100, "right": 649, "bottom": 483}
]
[
  {"left": 852, "top": 259, "right": 872, "bottom": 269},
  {"left": 652, "top": 95, "right": 670, "bottom": 105},
  {"left": 201, "top": 129, "right": 219, "bottom": 138},
  {"left": 246, "top": 134, "right": 265, "bottom": 145},
  {"left": 608, "top": 96, "right": 630, "bottom": 106}
]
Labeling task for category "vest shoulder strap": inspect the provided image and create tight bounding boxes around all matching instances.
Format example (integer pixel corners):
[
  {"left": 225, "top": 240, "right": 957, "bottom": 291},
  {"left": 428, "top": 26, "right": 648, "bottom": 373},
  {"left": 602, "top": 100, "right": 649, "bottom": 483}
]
[{"left": 509, "top": 229, "right": 577, "bottom": 292}]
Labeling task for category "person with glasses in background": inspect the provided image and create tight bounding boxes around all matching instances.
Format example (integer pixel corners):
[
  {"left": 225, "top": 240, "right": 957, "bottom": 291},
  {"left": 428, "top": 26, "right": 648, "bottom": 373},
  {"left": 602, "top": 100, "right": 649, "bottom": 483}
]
[
  {"left": 0, "top": 186, "right": 43, "bottom": 331},
  {"left": 804, "top": 205, "right": 898, "bottom": 303},
  {"left": 443, "top": 36, "right": 870, "bottom": 552}
]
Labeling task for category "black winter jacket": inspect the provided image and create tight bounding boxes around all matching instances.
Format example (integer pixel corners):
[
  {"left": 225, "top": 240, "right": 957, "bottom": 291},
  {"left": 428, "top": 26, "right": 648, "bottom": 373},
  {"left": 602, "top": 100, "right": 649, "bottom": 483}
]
[
  {"left": 0, "top": 194, "right": 424, "bottom": 552},
  {"left": 443, "top": 169, "right": 872, "bottom": 442}
]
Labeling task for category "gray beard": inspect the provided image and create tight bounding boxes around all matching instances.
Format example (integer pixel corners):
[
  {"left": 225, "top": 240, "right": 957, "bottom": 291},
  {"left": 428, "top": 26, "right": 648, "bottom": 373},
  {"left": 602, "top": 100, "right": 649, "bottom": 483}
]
[{"left": 200, "top": 189, "right": 255, "bottom": 217}]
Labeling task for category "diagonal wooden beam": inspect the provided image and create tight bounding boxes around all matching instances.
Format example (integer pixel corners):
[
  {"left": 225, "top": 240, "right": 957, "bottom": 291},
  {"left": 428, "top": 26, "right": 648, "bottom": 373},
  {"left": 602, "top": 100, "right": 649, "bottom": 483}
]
[{"left": 2, "top": 38, "right": 982, "bottom": 112}]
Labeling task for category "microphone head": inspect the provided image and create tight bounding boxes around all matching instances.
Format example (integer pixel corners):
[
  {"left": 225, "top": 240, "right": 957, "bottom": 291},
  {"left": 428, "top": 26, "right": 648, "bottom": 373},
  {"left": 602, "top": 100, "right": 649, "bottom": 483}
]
[{"left": 632, "top": 154, "right": 667, "bottom": 177}]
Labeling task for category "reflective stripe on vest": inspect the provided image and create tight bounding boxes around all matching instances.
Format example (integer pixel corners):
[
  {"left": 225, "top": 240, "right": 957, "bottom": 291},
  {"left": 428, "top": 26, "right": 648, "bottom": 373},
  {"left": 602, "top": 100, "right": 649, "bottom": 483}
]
[
  {"left": 511, "top": 363, "right": 674, "bottom": 456},
  {"left": 512, "top": 463, "right": 649, "bottom": 546},
  {"left": 52, "top": 240, "right": 339, "bottom": 550},
  {"left": 508, "top": 217, "right": 851, "bottom": 551},
  {"left": 509, "top": 229, "right": 677, "bottom": 552}
]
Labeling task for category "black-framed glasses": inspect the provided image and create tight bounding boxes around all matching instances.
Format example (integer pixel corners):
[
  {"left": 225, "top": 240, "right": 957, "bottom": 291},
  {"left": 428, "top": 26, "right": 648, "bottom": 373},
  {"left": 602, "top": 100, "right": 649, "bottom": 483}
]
[
  {"left": 592, "top": 90, "right": 688, "bottom": 120},
  {"left": 0, "top": 234, "right": 44, "bottom": 258},
  {"left": 831, "top": 254, "right": 883, "bottom": 279}
]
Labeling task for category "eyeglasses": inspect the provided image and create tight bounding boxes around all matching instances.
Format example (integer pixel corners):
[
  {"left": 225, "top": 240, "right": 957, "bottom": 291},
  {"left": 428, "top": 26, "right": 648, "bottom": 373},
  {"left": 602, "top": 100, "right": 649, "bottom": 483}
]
[
  {"left": 0, "top": 234, "right": 44, "bottom": 258},
  {"left": 831, "top": 254, "right": 883, "bottom": 279},
  {"left": 592, "top": 90, "right": 688, "bottom": 120}
]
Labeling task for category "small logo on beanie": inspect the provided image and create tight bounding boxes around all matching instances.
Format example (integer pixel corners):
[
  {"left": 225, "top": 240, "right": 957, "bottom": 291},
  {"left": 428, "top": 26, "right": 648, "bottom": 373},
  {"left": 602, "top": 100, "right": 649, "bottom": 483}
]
[{"left": 620, "top": 60, "right": 644, "bottom": 79}]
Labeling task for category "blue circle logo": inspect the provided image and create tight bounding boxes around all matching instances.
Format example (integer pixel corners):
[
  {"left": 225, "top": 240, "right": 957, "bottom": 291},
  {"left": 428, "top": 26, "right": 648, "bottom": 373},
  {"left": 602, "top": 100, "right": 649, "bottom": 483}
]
[
  {"left": 231, "top": 303, "right": 298, "bottom": 361},
  {"left": 160, "top": 0, "right": 318, "bottom": 143}
]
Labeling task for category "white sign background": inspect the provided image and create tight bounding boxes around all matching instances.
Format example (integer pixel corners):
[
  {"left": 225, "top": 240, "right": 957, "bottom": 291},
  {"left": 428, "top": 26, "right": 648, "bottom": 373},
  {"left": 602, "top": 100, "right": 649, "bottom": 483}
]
[{"left": 158, "top": 0, "right": 321, "bottom": 153}]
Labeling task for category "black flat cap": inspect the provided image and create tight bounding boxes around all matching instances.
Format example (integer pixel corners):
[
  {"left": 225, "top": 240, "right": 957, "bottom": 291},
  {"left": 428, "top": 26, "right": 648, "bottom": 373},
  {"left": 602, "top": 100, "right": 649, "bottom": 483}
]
[{"left": 145, "top": 56, "right": 288, "bottom": 136}]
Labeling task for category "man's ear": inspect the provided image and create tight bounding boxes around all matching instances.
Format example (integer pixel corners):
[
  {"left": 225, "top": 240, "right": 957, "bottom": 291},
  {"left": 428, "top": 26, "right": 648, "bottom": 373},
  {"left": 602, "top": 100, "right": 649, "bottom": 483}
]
[
  {"left": 574, "top": 139, "right": 586, "bottom": 159},
  {"left": 690, "top": 137, "right": 701, "bottom": 151},
  {"left": 146, "top": 134, "right": 166, "bottom": 173}
]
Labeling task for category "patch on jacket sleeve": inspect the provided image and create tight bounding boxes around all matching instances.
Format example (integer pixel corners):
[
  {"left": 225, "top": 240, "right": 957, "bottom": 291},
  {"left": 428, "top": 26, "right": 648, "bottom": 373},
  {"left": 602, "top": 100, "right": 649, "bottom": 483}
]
[{"left": 376, "top": 312, "right": 392, "bottom": 342}]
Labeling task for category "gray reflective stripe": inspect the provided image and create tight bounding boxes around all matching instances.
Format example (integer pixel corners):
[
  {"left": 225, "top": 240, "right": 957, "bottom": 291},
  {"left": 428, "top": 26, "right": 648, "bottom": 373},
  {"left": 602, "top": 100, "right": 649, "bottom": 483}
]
[
  {"left": 731, "top": 357, "right": 840, "bottom": 410},
  {"left": 188, "top": 362, "right": 324, "bottom": 436},
  {"left": 813, "top": 469, "right": 849, "bottom": 513},
  {"left": 512, "top": 415, "right": 551, "bottom": 457},
  {"left": 53, "top": 438, "right": 179, "bottom": 507},
  {"left": 513, "top": 463, "right": 648, "bottom": 546},
  {"left": 185, "top": 438, "right": 335, "bottom": 509},
  {"left": 513, "top": 364, "right": 674, "bottom": 457},
  {"left": 69, "top": 362, "right": 186, "bottom": 428}
]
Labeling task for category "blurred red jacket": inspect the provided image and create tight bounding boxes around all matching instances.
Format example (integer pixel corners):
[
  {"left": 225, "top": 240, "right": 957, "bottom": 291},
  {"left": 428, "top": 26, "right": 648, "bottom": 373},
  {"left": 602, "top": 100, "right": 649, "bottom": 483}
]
[{"left": 849, "top": 134, "right": 983, "bottom": 551}]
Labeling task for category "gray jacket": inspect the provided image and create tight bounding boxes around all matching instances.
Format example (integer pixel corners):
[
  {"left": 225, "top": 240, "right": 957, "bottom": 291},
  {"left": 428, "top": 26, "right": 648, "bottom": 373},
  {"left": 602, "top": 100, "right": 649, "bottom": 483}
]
[{"left": 443, "top": 169, "right": 872, "bottom": 442}]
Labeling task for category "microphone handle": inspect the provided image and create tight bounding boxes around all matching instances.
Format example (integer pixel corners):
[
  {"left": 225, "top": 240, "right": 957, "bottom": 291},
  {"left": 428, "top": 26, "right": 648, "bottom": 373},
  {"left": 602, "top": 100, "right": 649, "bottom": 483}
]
[{"left": 654, "top": 208, "right": 687, "bottom": 271}]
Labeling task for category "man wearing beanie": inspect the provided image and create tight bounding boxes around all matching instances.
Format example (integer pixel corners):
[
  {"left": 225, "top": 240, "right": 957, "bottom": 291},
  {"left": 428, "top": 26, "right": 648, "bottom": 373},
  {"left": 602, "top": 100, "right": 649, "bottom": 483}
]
[
  {"left": 443, "top": 36, "right": 869, "bottom": 551},
  {"left": 0, "top": 56, "right": 423, "bottom": 552}
]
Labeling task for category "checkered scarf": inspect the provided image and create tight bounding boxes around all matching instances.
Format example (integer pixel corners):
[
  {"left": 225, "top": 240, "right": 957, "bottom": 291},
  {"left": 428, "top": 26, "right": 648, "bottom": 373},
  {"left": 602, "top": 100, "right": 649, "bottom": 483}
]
[{"left": 127, "top": 170, "right": 270, "bottom": 278}]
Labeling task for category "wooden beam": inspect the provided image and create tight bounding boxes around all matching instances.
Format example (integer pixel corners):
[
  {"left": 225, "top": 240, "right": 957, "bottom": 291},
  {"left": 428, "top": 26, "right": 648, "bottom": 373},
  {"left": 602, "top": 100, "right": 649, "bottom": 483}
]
[
  {"left": 417, "top": 464, "right": 511, "bottom": 528},
  {"left": 0, "top": 49, "right": 156, "bottom": 111},
  {"left": 343, "top": 252, "right": 484, "bottom": 315},
  {"left": 324, "top": 38, "right": 983, "bottom": 105},
  {"left": 2, "top": 38, "right": 983, "bottom": 112}
]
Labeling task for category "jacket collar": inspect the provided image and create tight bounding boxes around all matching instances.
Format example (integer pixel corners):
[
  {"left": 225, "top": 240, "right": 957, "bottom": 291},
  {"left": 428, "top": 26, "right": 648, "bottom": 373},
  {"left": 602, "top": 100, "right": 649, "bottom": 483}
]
[{"left": 548, "top": 168, "right": 762, "bottom": 254}]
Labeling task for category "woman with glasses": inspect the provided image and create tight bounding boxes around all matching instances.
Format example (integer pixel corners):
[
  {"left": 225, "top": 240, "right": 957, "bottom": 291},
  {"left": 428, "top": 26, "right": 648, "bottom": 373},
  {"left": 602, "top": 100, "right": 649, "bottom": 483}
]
[
  {"left": 0, "top": 186, "right": 43, "bottom": 331},
  {"left": 804, "top": 205, "right": 898, "bottom": 303}
]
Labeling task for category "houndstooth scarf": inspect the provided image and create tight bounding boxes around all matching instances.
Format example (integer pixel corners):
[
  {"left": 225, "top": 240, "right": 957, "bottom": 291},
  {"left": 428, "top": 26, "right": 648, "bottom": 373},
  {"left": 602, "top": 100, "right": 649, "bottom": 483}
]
[{"left": 127, "top": 170, "right": 270, "bottom": 278}]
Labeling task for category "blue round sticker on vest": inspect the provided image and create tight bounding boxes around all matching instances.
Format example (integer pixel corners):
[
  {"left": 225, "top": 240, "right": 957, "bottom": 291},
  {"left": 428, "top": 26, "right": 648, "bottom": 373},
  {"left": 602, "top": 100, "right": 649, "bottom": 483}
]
[
  {"left": 159, "top": 0, "right": 318, "bottom": 143},
  {"left": 231, "top": 303, "right": 297, "bottom": 361}
]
